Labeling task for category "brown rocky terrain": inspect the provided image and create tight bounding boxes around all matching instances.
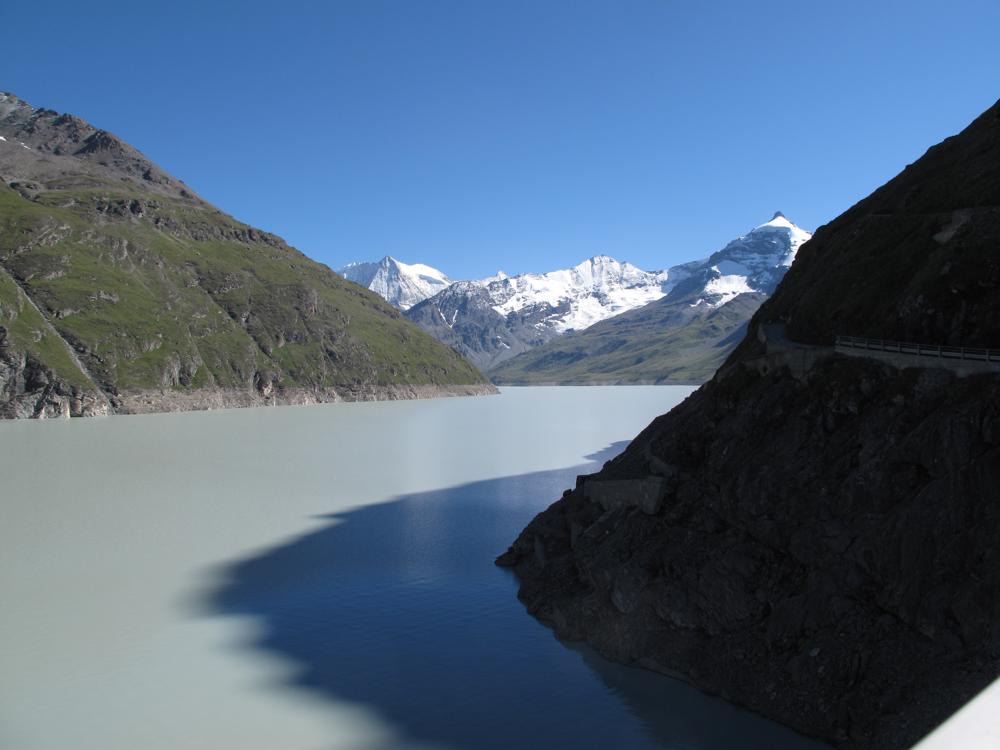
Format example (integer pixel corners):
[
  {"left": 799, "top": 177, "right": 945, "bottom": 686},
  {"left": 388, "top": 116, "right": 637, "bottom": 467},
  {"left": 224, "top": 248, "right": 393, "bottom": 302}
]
[{"left": 499, "top": 99, "right": 1000, "bottom": 749}]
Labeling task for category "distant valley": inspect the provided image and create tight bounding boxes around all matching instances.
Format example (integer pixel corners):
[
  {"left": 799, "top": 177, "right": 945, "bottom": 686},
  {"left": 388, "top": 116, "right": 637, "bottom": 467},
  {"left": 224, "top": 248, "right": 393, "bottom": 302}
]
[{"left": 340, "top": 213, "right": 811, "bottom": 379}]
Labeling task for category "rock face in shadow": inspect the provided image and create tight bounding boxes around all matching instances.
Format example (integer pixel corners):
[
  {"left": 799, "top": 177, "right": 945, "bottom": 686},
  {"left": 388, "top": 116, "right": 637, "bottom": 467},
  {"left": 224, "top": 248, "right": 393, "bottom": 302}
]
[{"left": 499, "top": 99, "right": 1000, "bottom": 750}]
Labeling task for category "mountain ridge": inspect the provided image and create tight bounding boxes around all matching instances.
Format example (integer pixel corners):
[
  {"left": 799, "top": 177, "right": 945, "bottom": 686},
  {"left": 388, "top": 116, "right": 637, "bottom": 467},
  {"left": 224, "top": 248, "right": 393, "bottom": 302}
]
[
  {"left": 0, "top": 92, "right": 494, "bottom": 418},
  {"left": 342, "top": 214, "right": 809, "bottom": 376},
  {"left": 403, "top": 253, "right": 680, "bottom": 371}
]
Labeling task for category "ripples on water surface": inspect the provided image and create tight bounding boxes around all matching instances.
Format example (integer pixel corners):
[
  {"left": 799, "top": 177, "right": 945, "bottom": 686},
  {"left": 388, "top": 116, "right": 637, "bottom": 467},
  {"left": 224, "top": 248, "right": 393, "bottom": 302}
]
[{"left": 0, "top": 386, "right": 827, "bottom": 749}]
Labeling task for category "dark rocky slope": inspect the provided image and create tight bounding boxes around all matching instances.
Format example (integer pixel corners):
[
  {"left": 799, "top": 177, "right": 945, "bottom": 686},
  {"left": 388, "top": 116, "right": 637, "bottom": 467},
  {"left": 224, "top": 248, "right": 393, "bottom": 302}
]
[
  {"left": 0, "top": 93, "right": 493, "bottom": 417},
  {"left": 405, "top": 281, "right": 563, "bottom": 371},
  {"left": 499, "top": 99, "right": 1000, "bottom": 749}
]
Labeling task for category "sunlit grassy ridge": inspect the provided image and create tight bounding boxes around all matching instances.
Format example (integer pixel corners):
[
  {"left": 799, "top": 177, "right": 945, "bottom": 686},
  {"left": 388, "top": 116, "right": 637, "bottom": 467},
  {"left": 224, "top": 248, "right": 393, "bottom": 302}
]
[{"left": 0, "top": 182, "right": 486, "bottom": 396}]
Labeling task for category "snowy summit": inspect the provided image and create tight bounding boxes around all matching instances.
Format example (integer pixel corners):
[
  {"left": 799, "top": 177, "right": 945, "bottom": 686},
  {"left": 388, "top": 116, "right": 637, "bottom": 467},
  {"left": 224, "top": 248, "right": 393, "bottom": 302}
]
[
  {"left": 344, "top": 214, "right": 811, "bottom": 371},
  {"left": 339, "top": 256, "right": 451, "bottom": 310},
  {"left": 685, "top": 212, "right": 812, "bottom": 307},
  {"left": 484, "top": 255, "right": 670, "bottom": 333}
]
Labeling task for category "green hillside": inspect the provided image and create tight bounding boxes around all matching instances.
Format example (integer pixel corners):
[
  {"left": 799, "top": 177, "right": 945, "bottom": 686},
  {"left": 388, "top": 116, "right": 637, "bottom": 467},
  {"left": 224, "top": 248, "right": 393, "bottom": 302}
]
[
  {"left": 489, "top": 292, "right": 764, "bottom": 385},
  {"left": 0, "top": 93, "right": 491, "bottom": 417}
]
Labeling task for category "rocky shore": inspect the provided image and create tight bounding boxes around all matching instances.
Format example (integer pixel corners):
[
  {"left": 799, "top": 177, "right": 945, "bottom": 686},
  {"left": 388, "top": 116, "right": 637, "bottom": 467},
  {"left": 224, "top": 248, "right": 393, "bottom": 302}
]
[
  {"left": 113, "top": 382, "right": 498, "bottom": 415},
  {"left": 1, "top": 376, "right": 497, "bottom": 419},
  {"left": 499, "top": 99, "right": 1000, "bottom": 749},
  {"left": 499, "top": 356, "right": 999, "bottom": 749}
]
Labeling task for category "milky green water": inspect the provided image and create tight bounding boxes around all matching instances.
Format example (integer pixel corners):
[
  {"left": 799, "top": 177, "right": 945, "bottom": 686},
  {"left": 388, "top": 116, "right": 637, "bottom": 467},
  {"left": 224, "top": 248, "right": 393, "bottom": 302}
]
[{"left": 0, "top": 386, "right": 827, "bottom": 750}]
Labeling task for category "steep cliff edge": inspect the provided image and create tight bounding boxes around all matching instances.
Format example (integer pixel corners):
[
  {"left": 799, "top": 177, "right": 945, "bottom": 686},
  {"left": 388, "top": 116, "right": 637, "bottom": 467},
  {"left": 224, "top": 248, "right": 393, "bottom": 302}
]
[
  {"left": 499, "top": 99, "right": 1000, "bottom": 749},
  {"left": 0, "top": 93, "right": 493, "bottom": 418}
]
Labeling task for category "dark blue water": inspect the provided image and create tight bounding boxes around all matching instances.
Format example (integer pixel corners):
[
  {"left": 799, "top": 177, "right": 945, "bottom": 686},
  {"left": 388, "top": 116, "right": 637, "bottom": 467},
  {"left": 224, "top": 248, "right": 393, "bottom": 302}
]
[{"left": 206, "top": 444, "right": 828, "bottom": 750}]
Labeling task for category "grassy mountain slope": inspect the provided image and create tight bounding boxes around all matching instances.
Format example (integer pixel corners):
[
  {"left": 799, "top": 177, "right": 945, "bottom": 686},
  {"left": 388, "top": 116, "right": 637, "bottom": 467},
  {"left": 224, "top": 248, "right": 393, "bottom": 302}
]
[
  {"left": 0, "top": 93, "right": 491, "bottom": 417},
  {"left": 489, "top": 291, "right": 763, "bottom": 384}
]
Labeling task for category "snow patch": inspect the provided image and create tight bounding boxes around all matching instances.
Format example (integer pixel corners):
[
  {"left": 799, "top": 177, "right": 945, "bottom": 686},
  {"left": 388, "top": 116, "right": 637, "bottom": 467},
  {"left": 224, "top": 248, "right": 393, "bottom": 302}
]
[{"left": 703, "top": 273, "right": 755, "bottom": 306}]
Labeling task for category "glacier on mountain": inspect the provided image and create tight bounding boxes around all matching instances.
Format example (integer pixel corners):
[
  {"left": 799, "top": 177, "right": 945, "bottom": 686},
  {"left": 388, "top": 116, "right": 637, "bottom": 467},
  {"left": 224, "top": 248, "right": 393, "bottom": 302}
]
[
  {"left": 339, "top": 256, "right": 451, "bottom": 310},
  {"left": 484, "top": 255, "right": 672, "bottom": 333}
]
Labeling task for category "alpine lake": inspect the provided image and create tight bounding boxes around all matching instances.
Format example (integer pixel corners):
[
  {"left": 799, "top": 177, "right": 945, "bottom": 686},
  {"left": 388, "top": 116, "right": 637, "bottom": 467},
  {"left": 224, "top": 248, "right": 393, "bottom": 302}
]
[{"left": 0, "top": 386, "right": 829, "bottom": 750}]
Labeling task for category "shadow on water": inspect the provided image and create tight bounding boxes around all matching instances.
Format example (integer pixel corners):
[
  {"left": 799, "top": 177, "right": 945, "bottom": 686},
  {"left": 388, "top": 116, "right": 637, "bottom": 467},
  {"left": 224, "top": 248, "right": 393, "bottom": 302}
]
[{"left": 203, "top": 442, "right": 827, "bottom": 750}]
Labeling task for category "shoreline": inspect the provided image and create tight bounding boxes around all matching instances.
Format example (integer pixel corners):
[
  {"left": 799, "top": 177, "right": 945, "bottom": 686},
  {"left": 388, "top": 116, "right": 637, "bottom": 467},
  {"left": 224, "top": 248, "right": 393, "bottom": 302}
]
[
  {"left": 490, "top": 378, "right": 706, "bottom": 387},
  {"left": 3, "top": 382, "right": 499, "bottom": 420}
]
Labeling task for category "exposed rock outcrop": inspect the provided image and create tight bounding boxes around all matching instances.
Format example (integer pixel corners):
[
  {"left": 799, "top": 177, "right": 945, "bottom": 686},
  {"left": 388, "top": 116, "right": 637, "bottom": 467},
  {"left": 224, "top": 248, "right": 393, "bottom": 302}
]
[
  {"left": 0, "top": 329, "right": 109, "bottom": 417},
  {"left": 499, "top": 99, "right": 1000, "bottom": 749},
  {"left": 500, "top": 358, "right": 999, "bottom": 748},
  {"left": 112, "top": 382, "right": 496, "bottom": 415}
]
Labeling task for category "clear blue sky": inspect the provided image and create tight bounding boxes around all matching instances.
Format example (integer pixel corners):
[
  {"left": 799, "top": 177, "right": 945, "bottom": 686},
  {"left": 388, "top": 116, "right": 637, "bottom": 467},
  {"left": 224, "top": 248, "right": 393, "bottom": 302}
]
[{"left": 5, "top": 1, "right": 1000, "bottom": 279}]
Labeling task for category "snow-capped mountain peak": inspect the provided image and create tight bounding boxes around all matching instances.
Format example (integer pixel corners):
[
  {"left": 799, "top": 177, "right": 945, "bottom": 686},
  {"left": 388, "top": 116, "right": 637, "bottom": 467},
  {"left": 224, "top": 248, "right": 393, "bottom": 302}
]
[
  {"left": 571, "top": 255, "right": 652, "bottom": 288},
  {"left": 350, "top": 214, "right": 811, "bottom": 368},
  {"left": 688, "top": 214, "right": 812, "bottom": 307},
  {"left": 749, "top": 211, "right": 812, "bottom": 266},
  {"left": 478, "top": 270, "right": 509, "bottom": 284},
  {"left": 482, "top": 255, "right": 670, "bottom": 333},
  {"left": 402, "top": 254, "right": 675, "bottom": 371},
  {"left": 339, "top": 255, "right": 451, "bottom": 310}
]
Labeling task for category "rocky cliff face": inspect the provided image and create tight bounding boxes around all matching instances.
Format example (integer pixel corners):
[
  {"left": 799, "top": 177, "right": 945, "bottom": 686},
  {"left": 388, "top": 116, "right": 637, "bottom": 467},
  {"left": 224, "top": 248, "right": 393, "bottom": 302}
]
[
  {"left": 499, "top": 99, "right": 1000, "bottom": 750},
  {"left": 0, "top": 93, "right": 493, "bottom": 417},
  {"left": 404, "top": 281, "right": 565, "bottom": 371}
]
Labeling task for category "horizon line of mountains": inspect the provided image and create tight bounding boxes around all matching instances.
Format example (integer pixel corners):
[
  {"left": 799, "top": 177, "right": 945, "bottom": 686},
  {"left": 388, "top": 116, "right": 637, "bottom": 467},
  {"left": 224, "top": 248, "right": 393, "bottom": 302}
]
[
  {"left": 0, "top": 87, "right": 814, "bottom": 417},
  {"left": 0, "top": 86, "right": 817, "bottom": 417},
  {"left": 340, "top": 212, "right": 812, "bottom": 381}
]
